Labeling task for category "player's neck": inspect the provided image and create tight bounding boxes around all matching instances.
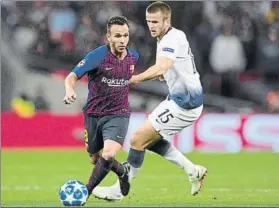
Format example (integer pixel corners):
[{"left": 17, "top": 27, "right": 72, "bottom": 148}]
[
  {"left": 157, "top": 25, "right": 171, "bottom": 41},
  {"left": 109, "top": 46, "right": 127, "bottom": 60}
]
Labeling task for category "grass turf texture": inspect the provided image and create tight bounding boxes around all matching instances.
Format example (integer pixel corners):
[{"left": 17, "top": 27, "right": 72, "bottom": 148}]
[{"left": 2, "top": 149, "right": 279, "bottom": 207}]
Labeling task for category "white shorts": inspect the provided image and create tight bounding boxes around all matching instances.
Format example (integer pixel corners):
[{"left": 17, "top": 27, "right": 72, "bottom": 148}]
[{"left": 148, "top": 99, "right": 203, "bottom": 138}]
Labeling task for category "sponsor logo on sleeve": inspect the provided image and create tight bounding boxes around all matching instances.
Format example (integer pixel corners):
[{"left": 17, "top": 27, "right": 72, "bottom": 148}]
[{"left": 162, "top": 47, "right": 174, "bottom": 53}]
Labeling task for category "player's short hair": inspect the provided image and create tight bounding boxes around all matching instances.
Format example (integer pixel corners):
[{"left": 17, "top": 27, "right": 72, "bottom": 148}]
[
  {"left": 106, "top": 16, "right": 129, "bottom": 33},
  {"left": 146, "top": 1, "right": 171, "bottom": 19}
]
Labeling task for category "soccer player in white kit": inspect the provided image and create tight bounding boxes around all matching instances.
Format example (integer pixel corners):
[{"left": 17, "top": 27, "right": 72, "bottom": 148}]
[{"left": 93, "top": 1, "right": 207, "bottom": 201}]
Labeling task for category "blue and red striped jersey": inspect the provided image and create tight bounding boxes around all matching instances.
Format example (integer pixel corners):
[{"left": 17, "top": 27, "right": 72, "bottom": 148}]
[{"left": 72, "top": 45, "right": 139, "bottom": 116}]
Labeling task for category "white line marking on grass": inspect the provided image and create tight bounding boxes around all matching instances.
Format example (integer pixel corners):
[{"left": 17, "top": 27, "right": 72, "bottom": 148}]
[
  {"left": 208, "top": 188, "right": 279, "bottom": 193},
  {"left": 160, "top": 188, "right": 168, "bottom": 192},
  {"left": 2, "top": 186, "right": 279, "bottom": 193},
  {"left": 2, "top": 185, "right": 58, "bottom": 191}
]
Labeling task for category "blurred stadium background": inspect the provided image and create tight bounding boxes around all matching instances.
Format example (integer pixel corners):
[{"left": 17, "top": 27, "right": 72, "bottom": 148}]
[{"left": 1, "top": 1, "right": 279, "bottom": 207}]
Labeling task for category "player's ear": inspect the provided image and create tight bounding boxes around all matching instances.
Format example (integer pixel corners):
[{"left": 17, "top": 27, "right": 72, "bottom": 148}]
[
  {"left": 106, "top": 33, "right": 111, "bottom": 42},
  {"left": 163, "top": 14, "right": 170, "bottom": 25}
]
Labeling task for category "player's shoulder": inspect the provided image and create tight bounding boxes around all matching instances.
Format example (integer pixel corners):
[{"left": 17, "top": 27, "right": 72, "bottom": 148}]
[
  {"left": 86, "top": 45, "right": 108, "bottom": 57},
  {"left": 167, "top": 27, "right": 187, "bottom": 40},
  {"left": 127, "top": 47, "right": 140, "bottom": 60}
]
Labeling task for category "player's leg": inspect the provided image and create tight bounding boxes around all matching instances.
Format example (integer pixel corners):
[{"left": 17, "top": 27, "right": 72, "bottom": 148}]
[
  {"left": 147, "top": 138, "right": 194, "bottom": 172},
  {"left": 84, "top": 114, "right": 106, "bottom": 195},
  {"left": 93, "top": 136, "right": 205, "bottom": 201},
  {"left": 100, "top": 115, "right": 131, "bottom": 196},
  {"left": 85, "top": 114, "right": 129, "bottom": 195},
  {"left": 89, "top": 150, "right": 102, "bottom": 164},
  {"left": 126, "top": 118, "right": 160, "bottom": 173},
  {"left": 89, "top": 149, "right": 126, "bottom": 178},
  {"left": 86, "top": 115, "right": 130, "bottom": 196},
  {"left": 118, "top": 100, "right": 178, "bottom": 195},
  {"left": 147, "top": 137, "right": 207, "bottom": 196},
  {"left": 87, "top": 129, "right": 127, "bottom": 178},
  {"left": 84, "top": 114, "right": 103, "bottom": 163},
  {"left": 84, "top": 115, "right": 104, "bottom": 166},
  {"left": 115, "top": 107, "right": 164, "bottom": 196},
  {"left": 86, "top": 140, "right": 123, "bottom": 193},
  {"left": 120, "top": 99, "right": 207, "bottom": 196},
  {"left": 147, "top": 100, "right": 207, "bottom": 196}
]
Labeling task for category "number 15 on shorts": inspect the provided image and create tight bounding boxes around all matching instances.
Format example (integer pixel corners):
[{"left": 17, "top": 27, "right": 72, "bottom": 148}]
[{"left": 156, "top": 109, "right": 174, "bottom": 123}]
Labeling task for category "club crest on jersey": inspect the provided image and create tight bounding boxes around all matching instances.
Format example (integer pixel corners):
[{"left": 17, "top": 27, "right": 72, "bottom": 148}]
[
  {"left": 130, "top": 65, "right": 135, "bottom": 73},
  {"left": 162, "top": 47, "right": 174, "bottom": 53},
  {"left": 77, "top": 59, "right": 86, "bottom": 67}
]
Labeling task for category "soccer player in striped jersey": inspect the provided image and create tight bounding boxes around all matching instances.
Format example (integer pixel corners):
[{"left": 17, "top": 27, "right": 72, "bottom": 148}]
[{"left": 63, "top": 16, "right": 139, "bottom": 197}]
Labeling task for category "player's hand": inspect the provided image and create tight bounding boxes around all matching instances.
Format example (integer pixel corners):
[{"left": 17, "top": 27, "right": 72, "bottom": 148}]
[
  {"left": 129, "top": 75, "right": 141, "bottom": 85},
  {"left": 63, "top": 90, "right": 77, "bottom": 105}
]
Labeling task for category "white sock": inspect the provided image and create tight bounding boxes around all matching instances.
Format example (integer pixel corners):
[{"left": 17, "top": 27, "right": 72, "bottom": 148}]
[
  {"left": 112, "top": 145, "right": 195, "bottom": 193},
  {"left": 128, "top": 165, "right": 140, "bottom": 182},
  {"left": 112, "top": 165, "right": 140, "bottom": 192},
  {"left": 163, "top": 145, "right": 195, "bottom": 175}
]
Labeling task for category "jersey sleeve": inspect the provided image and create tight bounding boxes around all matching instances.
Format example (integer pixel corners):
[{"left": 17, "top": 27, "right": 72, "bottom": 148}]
[
  {"left": 157, "top": 33, "right": 179, "bottom": 61},
  {"left": 128, "top": 47, "right": 140, "bottom": 65},
  {"left": 135, "top": 53, "right": 140, "bottom": 65},
  {"left": 72, "top": 46, "right": 107, "bottom": 78}
]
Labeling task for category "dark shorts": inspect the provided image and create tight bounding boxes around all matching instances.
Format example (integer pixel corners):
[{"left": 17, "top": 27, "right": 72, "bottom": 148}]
[{"left": 84, "top": 114, "right": 130, "bottom": 155}]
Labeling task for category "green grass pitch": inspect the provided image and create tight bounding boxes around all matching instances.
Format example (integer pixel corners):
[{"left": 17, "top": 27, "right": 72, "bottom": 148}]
[{"left": 2, "top": 149, "right": 279, "bottom": 207}]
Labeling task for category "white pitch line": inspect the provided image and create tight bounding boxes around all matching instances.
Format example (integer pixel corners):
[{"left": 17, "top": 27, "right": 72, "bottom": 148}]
[
  {"left": 2, "top": 186, "right": 279, "bottom": 193},
  {"left": 1, "top": 185, "right": 58, "bottom": 191},
  {"left": 207, "top": 188, "right": 279, "bottom": 193}
]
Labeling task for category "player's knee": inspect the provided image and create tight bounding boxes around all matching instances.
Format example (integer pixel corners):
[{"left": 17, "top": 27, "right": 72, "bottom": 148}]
[
  {"left": 101, "top": 149, "right": 117, "bottom": 161},
  {"left": 130, "top": 130, "right": 144, "bottom": 149},
  {"left": 102, "top": 140, "right": 122, "bottom": 160}
]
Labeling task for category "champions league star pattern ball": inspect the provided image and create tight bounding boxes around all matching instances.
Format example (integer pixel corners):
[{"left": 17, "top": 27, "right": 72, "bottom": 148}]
[{"left": 59, "top": 180, "right": 88, "bottom": 206}]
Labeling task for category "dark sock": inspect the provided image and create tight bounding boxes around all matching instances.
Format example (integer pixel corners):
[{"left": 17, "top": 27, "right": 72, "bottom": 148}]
[
  {"left": 86, "top": 156, "right": 113, "bottom": 193},
  {"left": 147, "top": 138, "right": 171, "bottom": 156},
  {"left": 127, "top": 148, "right": 145, "bottom": 168},
  {"left": 110, "top": 159, "right": 125, "bottom": 177}
]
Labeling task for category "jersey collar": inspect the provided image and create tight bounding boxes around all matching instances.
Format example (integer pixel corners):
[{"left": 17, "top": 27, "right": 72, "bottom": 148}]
[
  {"left": 157, "top": 26, "right": 173, "bottom": 42},
  {"left": 165, "top": 26, "right": 173, "bottom": 35}
]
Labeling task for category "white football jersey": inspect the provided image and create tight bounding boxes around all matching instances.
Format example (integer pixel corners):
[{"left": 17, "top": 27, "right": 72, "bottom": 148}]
[{"left": 156, "top": 27, "right": 203, "bottom": 109}]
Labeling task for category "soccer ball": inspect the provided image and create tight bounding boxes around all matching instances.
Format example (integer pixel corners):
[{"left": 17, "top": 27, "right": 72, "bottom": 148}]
[{"left": 59, "top": 180, "right": 88, "bottom": 206}]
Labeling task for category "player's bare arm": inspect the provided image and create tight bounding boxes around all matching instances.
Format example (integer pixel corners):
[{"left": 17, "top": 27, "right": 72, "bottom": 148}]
[
  {"left": 62, "top": 43, "right": 105, "bottom": 105},
  {"left": 129, "top": 57, "right": 173, "bottom": 84},
  {"left": 63, "top": 72, "right": 78, "bottom": 105}
]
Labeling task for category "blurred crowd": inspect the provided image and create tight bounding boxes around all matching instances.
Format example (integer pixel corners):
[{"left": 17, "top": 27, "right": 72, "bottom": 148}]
[
  {"left": 1, "top": 1, "right": 279, "bottom": 112},
  {"left": 1, "top": 1, "right": 152, "bottom": 66}
]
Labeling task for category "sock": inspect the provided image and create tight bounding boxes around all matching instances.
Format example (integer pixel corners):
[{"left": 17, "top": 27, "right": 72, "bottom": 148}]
[
  {"left": 110, "top": 159, "right": 126, "bottom": 177},
  {"left": 111, "top": 161, "right": 139, "bottom": 190},
  {"left": 128, "top": 164, "right": 140, "bottom": 182},
  {"left": 127, "top": 148, "right": 145, "bottom": 168},
  {"left": 164, "top": 144, "right": 195, "bottom": 175},
  {"left": 147, "top": 138, "right": 195, "bottom": 175},
  {"left": 86, "top": 156, "right": 113, "bottom": 193},
  {"left": 113, "top": 139, "right": 197, "bottom": 193}
]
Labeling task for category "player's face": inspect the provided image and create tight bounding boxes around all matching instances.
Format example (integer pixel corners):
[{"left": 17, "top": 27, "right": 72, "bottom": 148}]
[
  {"left": 146, "top": 11, "right": 169, "bottom": 38},
  {"left": 107, "top": 24, "right": 129, "bottom": 53}
]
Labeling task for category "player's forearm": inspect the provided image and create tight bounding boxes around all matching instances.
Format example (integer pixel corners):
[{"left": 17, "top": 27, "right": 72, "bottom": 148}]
[
  {"left": 64, "top": 72, "right": 78, "bottom": 92},
  {"left": 134, "top": 65, "right": 166, "bottom": 83}
]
